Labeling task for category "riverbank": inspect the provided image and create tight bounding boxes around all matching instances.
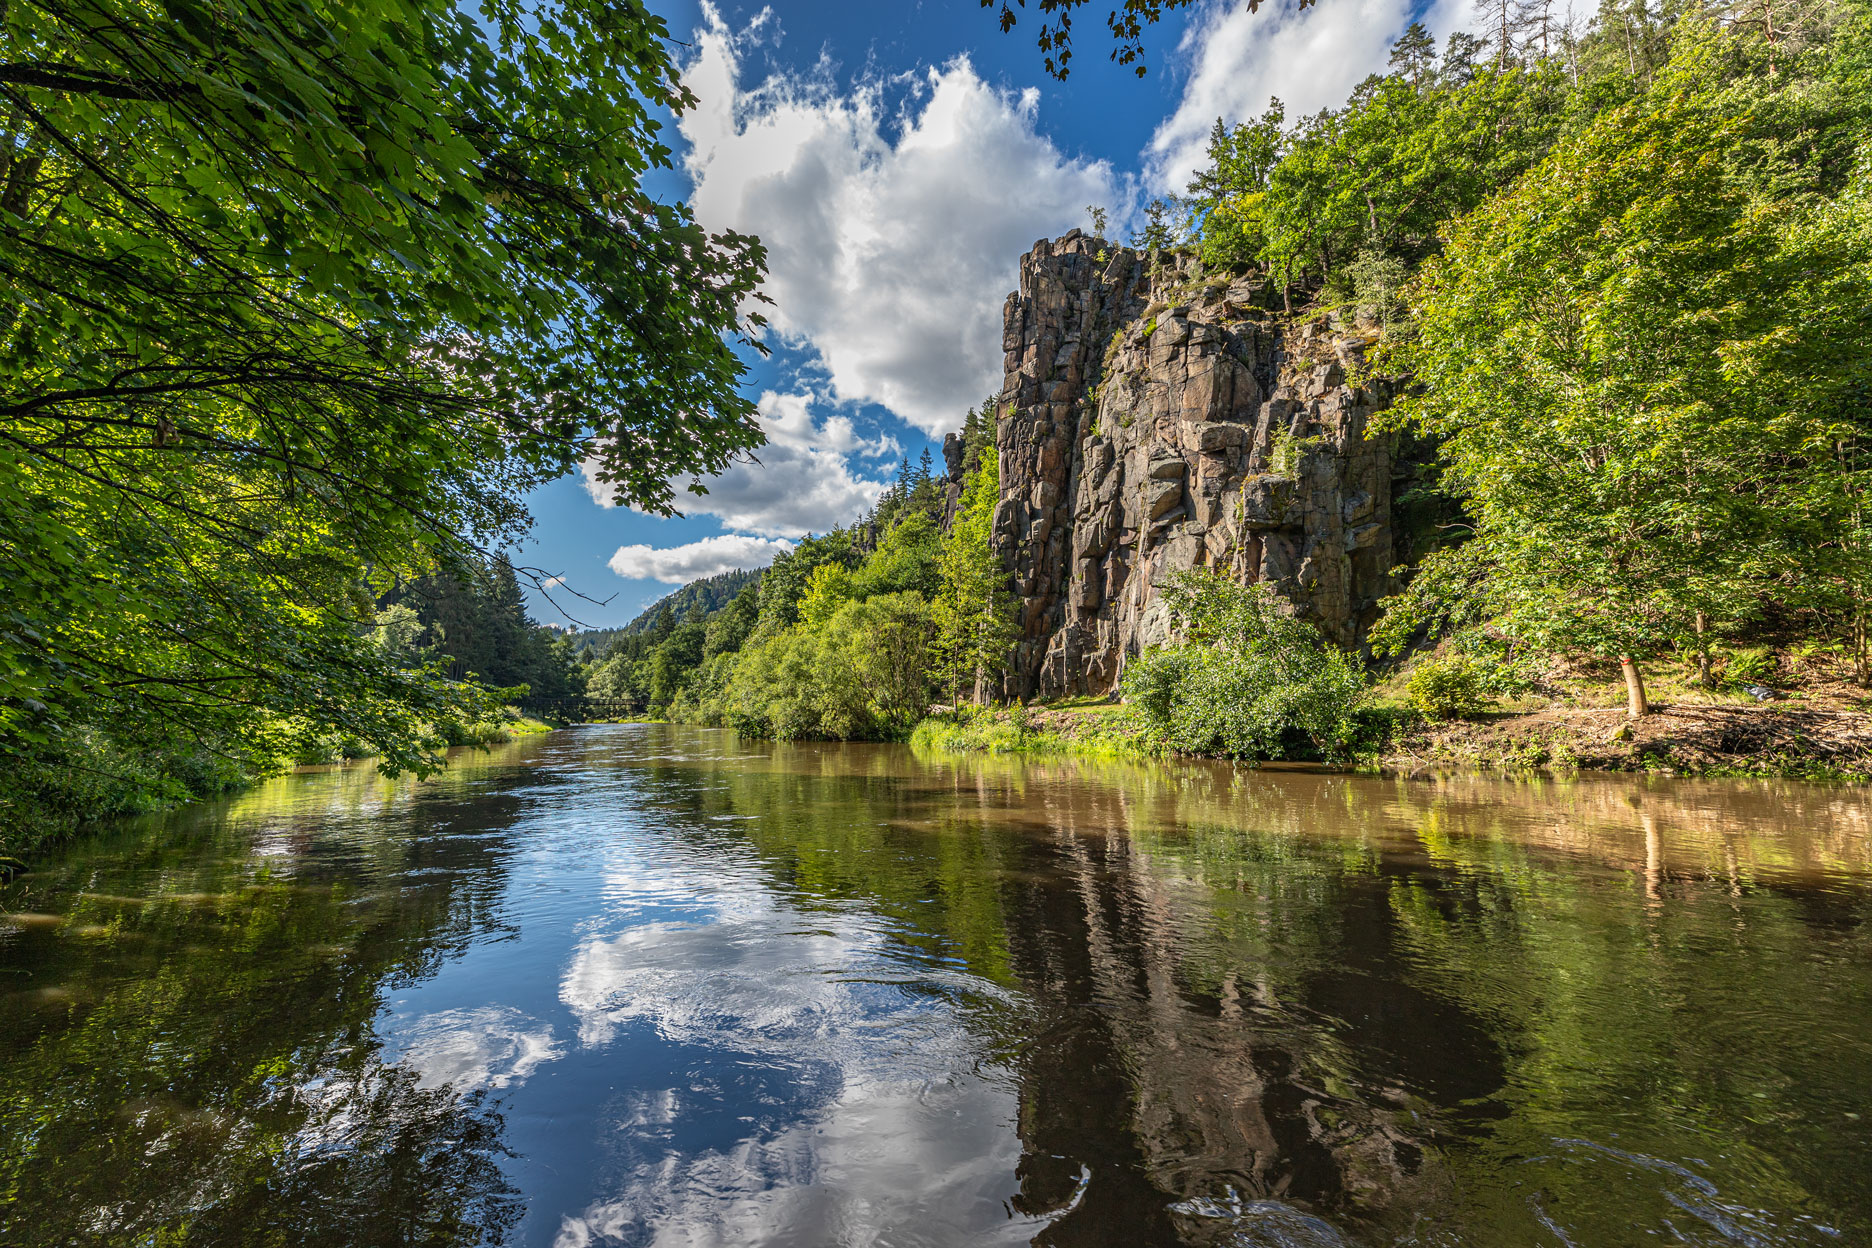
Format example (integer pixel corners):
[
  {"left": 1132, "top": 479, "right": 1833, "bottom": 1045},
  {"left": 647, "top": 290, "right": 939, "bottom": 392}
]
[
  {"left": 0, "top": 710, "right": 563, "bottom": 863},
  {"left": 1386, "top": 702, "right": 1872, "bottom": 780},
  {"left": 912, "top": 679, "right": 1872, "bottom": 782},
  {"left": 909, "top": 700, "right": 1147, "bottom": 759}
]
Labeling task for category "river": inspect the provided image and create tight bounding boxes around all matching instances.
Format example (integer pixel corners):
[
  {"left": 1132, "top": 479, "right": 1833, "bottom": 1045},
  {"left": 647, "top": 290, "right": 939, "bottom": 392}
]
[{"left": 2, "top": 724, "right": 1869, "bottom": 1246}]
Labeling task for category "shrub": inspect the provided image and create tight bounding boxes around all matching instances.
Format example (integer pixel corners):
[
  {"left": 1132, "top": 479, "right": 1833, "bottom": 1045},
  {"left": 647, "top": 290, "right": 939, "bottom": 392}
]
[
  {"left": 1406, "top": 651, "right": 1491, "bottom": 721},
  {"left": 1122, "top": 572, "right": 1368, "bottom": 762},
  {"left": 0, "top": 720, "right": 257, "bottom": 856}
]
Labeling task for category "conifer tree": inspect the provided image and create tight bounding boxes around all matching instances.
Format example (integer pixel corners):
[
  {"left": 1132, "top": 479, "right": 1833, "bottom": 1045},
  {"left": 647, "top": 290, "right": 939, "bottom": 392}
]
[{"left": 1389, "top": 22, "right": 1437, "bottom": 86}]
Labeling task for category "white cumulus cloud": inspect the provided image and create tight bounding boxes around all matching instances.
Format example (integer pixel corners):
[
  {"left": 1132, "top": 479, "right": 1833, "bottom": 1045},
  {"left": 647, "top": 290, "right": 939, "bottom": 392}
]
[
  {"left": 680, "top": 4, "right": 1120, "bottom": 436},
  {"left": 1147, "top": 0, "right": 1473, "bottom": 193},
  {"left": 584, "top": 389, "right": 895, "bottom": 538},
  {"left": 608, "top": 534, "right": 796, "bottom": 584}
]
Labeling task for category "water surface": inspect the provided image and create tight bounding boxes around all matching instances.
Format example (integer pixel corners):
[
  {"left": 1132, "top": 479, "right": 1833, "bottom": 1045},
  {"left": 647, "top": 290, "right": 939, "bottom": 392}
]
[{"left": 3, "top": 725, "right": 1869, "bottom": 1246}]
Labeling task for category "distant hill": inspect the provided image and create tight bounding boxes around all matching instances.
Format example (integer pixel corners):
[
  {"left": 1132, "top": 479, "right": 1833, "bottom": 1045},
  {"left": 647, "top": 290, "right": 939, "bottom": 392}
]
[{"left": 567, "top": 568, "right": 762, "bottom": 652}]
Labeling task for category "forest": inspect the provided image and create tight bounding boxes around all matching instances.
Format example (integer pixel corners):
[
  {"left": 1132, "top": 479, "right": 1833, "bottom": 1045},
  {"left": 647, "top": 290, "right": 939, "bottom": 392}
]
[{"left": 578, "top": 416, "right": 1010, "bottom": 734}]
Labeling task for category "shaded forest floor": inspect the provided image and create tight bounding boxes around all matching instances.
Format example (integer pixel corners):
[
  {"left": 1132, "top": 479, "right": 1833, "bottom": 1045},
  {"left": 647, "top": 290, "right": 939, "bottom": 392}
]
[
  {"left": 1387, "top": 701, "right": 1872, "bottom": 781},
  {"left": 1379, "top": 652, "right": 1872, "bottom": 781}
]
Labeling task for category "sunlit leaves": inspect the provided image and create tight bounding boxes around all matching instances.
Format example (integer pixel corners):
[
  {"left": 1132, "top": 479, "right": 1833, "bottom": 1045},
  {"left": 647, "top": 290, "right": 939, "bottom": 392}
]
[{"left": 0, "top": 0, "right": 770, "bottom": 825}]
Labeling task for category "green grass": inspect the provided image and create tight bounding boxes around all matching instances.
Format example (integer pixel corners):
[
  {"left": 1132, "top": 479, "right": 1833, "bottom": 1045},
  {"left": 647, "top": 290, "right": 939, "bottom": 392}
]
[{"left": 909, "top": 706, "right": 1149, "bottom": 761}]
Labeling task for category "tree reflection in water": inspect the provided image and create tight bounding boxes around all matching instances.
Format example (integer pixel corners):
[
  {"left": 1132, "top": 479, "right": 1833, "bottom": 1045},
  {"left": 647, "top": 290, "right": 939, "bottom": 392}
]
[
  {"left": 0, "top": 760, "right": 531, "bottom": 1247},
  {"left": 706, "top": 739, "right": 1872, "bottom": 1247}
]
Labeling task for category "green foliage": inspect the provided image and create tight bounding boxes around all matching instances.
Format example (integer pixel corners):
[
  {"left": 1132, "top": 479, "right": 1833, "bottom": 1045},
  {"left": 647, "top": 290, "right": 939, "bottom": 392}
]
[
  {"left": 1406, "top": 651, "right": 1493, "bottom": 721},
  {"left": 1132, "top": 197, "right": 1178, "bottom": 249},
  {"left": 719, "top": 593, "right": 936, "bottom": 741},
  {"left": 1376, "top": 58, "right": 1844, "bottom": 668},
  {"left": 1720, "top": 646, "right": 1780, "bottom": 689},
  {"left": 0, "top": 723, "right": 254, "bottom": 855},
  {"left": 384, "top": 556, "right": 581, "bottom": 699},
  {"left": 934, "top": 455, "right": 1019, "bottom": 701},
  {"left": 1347, "top": 246, "right": 1409, "bottom": 329},
  {"left": 703, "top": 585, "right": 761, "bottom": 660},
  {"left": 853, "top": 511, "right": 944, "bottom": 601},
  {"left": 755, "top": 531, "right": 861, "bottom": 635},
  {"left": 672, "top": 446, "right": 1017, "bottom": 740},
  {"left": 1122, "top": 571, "right": 1369, "bottom": 762},
  {"left": 1, "top": 0, "right": 768, "bottom": 834},
  {"left": 958, "top": 399, "right": 998, "bottom": 477},
  {"left": 908, "top": 704, "right": 1147, "bottom": 759},
  {"left": 1188, "top": 61, "right": 1570, "bottom": 297},
  {"left": 596, "top": 570, "right": 765, "bottom": 644},
  {"left": 1368, "top": 542, "right": 1496, "bottom": 660},
  {"left": 798, "top": 564, "right": 859, "bottom": 630}
]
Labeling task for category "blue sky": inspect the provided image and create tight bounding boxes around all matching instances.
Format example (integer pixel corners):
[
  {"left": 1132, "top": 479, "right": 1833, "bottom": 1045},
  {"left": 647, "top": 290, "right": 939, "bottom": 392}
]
[{"left": 519, "top": 0, "right": 1466, "bottom": 629}]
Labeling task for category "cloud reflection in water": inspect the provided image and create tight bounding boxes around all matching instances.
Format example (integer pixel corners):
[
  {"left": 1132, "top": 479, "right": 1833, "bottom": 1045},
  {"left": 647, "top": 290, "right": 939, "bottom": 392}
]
[
  {"left": 396, "top": 1005, "right": 564, "bottom": 1092},
  {"left": 554, "top": 896, "right": 1038, "bottom": 1247}
]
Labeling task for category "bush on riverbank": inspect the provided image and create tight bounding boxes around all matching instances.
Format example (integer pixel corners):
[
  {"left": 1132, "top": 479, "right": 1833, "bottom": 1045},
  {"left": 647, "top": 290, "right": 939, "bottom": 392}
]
[
  {"left": 704, "top": 593, "right": 936, "bottom": 741},
  {"left": 0, "top": 721, "right": 258, "bottom": 857},
  {"left": 0, "top": 706, "right": 559, "bottom": 859},
  {"left": 1122, "top": 572, "right": 1370, "bottom": 764}
]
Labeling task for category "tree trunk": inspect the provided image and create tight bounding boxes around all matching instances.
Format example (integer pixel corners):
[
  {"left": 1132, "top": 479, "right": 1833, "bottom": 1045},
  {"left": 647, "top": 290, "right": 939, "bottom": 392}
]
[
  {"left": 1620, "top": 654, "right": 1649, "bottom": 717},
  {"left": 1855, "top": 609, "right": 1869, "bottom": 687},
  {"left": 1694, "top": 612, "right": 1712, "bottom": 688}
]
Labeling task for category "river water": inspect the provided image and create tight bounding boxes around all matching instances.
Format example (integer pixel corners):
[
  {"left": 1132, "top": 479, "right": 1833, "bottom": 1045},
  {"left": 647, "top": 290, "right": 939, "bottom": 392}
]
[{"left": 2, "top": 725, "right": 1869, "bottom": 1247}]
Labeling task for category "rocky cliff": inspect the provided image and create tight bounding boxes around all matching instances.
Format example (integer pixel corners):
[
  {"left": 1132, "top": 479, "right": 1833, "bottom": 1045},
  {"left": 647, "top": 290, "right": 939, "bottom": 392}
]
[{"left": 991, "top": 232, "right": 1405, "bottom": 699}]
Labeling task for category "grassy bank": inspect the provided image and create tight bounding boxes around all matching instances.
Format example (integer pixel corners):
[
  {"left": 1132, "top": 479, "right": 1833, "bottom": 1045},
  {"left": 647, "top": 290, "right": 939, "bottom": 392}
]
[
  {"left": 1372, "top": 651, "right": 1872, "bottom": 782},
  {"left": 912, "top": 650, "right": 1872, "bottom": 783},
  {"left": 909, "top": 701, "right": 1148, "bottom": 760}
]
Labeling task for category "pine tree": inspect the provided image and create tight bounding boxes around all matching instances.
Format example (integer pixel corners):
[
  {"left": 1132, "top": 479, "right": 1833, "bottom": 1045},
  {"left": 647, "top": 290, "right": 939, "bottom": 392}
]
[
  {"left": 961, "top": 394, "right": 1001, "bottom": 476},
  {"left": 647, "top": 605, "right": 675, "bottom": 646},
  {"left": 1389, "top": 22, "right": 1437, "bottom": 86},
  {"left": 913, "top": 447, "right": 938, "bottom": 514},
  {"left": 1442, "top": 30, "right": 1487, "bottom": 84},
  {"left": 1133, "top": 198, "right": 1175, "bottom": 250}
]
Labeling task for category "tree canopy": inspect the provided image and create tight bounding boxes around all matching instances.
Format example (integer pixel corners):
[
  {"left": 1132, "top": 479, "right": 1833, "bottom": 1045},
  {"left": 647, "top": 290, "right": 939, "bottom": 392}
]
[{"left": 1, "top": 0, "right": 769, "bottom": 839}]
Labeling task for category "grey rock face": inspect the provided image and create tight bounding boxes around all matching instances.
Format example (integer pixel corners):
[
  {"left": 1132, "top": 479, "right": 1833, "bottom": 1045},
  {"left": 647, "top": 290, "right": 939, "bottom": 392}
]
[{"left": 993, "top": 235, "right": 1401, "bottom": 699}]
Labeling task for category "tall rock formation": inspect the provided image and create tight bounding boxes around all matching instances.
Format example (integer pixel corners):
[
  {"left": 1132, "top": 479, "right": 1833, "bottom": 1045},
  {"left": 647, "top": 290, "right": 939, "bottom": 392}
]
[{"left": 994, "top": 231, "right": 1403, "bottom": 699}]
